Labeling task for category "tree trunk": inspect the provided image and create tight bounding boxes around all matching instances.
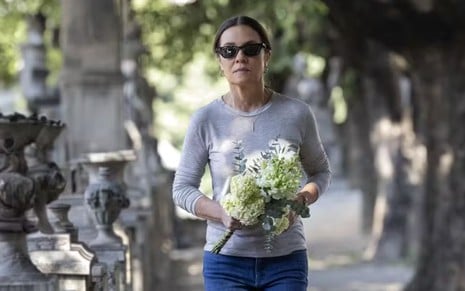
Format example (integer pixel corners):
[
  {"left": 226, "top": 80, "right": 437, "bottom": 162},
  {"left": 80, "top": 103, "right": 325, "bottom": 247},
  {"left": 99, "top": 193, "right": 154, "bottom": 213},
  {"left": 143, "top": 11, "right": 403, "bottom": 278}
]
[
  {"left": 405, "top": 45, "right": 465, "bottom": 291},
  {"left": 320, "top": 0, "right": 465, "bottom": 288},
  {"left": 342, "top": 67, "right": 378, "bottom": 233},
  {"left": 359, "top": 42, "right": 418, "bottom": 261}
]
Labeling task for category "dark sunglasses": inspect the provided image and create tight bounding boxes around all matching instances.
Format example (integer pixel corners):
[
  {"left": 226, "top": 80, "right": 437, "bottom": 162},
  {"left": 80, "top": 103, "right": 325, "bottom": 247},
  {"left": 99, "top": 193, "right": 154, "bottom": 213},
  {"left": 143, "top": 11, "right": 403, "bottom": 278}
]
[{"left": 215, "top": 43, "right": 267, "bottom": 59}]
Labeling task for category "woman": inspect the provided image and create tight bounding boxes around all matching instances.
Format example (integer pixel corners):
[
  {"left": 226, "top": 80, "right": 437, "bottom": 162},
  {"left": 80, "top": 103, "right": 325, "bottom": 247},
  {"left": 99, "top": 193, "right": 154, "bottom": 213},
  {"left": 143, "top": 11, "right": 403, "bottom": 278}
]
[{"left": 172, "top": 15, "right": 331, "bottom": 290}]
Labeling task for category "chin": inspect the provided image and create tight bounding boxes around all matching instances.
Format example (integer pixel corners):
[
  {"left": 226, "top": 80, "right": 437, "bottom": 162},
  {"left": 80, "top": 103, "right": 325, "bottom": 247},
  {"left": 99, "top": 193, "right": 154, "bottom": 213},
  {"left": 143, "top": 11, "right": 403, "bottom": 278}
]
[{"left": 230, "top": 76, "right": 260, "bottom": 85}]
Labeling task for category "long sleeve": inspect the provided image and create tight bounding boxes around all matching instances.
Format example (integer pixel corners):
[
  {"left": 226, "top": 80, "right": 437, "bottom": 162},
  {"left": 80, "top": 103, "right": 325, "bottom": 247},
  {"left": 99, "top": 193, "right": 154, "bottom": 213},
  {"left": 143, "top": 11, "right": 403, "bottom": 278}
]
[
  {"left": 300, "top": 106, "right": 332, "bottom": 195},
  {"left": 172, "top": 94, "right": 331, "bottom": 258},
  {"left": 172, "top": 112, "right": 209, "bottom": 215}
]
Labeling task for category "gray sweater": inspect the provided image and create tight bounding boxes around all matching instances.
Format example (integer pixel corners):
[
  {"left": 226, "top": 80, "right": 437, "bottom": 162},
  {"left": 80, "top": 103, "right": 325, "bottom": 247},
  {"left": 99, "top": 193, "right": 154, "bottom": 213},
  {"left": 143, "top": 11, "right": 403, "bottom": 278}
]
[{"left": 172, "top": 92, "right": 331, "bottom": 257}]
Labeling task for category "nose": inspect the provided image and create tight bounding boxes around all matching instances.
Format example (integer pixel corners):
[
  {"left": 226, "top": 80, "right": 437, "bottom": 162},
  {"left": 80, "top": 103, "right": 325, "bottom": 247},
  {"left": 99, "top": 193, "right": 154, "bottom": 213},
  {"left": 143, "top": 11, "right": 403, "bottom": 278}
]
[{"left": 235, "top": 50, "right": 247, "bottom": 63}]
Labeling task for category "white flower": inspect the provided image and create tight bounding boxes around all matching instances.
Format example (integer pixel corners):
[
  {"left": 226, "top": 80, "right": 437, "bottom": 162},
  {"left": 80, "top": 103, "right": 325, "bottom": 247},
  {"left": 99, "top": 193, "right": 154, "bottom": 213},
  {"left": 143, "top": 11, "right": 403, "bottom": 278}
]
[
  {"left": 221, "top": 174, "right": 264, "bottom": 226},
  {"left": 213, "top": 142, "right": 308, "bottom": 253}
]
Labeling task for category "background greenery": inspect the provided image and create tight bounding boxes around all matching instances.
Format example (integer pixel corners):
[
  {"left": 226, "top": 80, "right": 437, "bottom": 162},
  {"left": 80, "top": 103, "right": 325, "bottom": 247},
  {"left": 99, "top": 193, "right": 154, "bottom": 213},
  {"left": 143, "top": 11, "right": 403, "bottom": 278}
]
[{"left": 0, "top": 0, "right": 333, "bottom": 196}]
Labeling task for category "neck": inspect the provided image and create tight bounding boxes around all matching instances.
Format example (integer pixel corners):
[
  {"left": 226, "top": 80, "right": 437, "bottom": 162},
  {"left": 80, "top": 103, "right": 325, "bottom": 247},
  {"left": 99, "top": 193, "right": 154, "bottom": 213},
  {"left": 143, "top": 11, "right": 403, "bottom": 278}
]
[{"left": 225, "top": 85, "right": 272, "bottom": 112}]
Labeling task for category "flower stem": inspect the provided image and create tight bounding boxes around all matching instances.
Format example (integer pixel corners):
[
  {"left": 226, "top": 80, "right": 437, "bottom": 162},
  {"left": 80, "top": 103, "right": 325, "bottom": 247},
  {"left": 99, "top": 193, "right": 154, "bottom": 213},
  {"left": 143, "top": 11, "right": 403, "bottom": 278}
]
[{"left": 211, "top": 229, "right": 234, "bottom": 254}]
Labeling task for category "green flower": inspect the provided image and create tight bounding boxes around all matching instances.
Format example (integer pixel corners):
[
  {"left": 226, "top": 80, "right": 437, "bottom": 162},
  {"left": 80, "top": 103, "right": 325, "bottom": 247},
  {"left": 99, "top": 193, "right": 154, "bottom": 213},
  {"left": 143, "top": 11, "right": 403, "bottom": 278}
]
[
  {"left": 213, "top": 141, "right": 309, "bottom": 254},
  {"left": 257, "top": 154, "right": 302, "bottom": 200},
  {"left": 221, "top": 173, "right": 264, "bottom": 226}
]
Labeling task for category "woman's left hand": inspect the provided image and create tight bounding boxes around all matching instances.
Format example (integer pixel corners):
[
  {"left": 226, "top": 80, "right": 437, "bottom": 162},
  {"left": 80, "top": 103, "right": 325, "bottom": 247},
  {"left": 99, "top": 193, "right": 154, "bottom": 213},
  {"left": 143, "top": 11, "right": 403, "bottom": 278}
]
[
  {"left": 296, "top": 183, "right": 320, "bottom": 206},
  {"left": 295, "top": 193, "right": 310, "bottom": 206}
]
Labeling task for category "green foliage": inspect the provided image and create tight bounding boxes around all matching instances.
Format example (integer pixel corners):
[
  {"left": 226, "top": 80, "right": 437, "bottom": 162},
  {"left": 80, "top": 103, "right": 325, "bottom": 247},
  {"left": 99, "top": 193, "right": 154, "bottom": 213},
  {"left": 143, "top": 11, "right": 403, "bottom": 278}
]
[
  {"left": 135, "top": 0, "right": 332, "bottom": 153},
  {"left": 0, "top": 14, "right": 24, "bottom": 84},
  {"left": 151, "top": 53, "right": 228, "bottom": 149},
  {"left": 135, "top": 0, "right": 330, "bottom": 81},
  {"left": 0, "top": 0, "right": 60, "bottom": 86},
  {"left": 0, "top": 0, "right": 333, "bottom": 153}
]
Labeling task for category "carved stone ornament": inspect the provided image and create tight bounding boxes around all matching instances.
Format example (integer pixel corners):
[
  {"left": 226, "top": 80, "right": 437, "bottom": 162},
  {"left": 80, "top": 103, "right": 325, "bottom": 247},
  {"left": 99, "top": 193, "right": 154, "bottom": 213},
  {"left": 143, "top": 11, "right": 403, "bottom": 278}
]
[
  {"left": 0, "top": 113, "right": 58, "bottom": 287},
  {"left": 26, "top": 120, "right": 66, "bottom": 234},
  {"left": 79, "top": 150, "right": 135, "bottom": 247}
]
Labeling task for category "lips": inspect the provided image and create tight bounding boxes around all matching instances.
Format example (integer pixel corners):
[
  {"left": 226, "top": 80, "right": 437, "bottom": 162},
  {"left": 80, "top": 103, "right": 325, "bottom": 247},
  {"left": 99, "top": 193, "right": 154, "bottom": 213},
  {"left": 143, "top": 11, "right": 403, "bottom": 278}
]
[{"left": 233, "top": 68, "right": 250, "bottom": 73}]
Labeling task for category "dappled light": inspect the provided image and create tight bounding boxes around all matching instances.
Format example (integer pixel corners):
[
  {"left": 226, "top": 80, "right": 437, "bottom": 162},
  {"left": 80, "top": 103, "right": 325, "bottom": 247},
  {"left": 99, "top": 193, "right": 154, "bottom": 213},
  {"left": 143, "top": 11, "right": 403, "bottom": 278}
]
[{"left": 0, "top": 0, "right": 464, "bottom": 290}]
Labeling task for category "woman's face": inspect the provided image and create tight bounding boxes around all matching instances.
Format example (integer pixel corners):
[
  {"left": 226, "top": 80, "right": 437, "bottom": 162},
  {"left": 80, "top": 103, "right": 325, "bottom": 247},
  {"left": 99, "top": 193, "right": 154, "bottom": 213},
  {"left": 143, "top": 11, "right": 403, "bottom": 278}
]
[{"left": 217, "top": 25, "right": 270, "bottom": 86}]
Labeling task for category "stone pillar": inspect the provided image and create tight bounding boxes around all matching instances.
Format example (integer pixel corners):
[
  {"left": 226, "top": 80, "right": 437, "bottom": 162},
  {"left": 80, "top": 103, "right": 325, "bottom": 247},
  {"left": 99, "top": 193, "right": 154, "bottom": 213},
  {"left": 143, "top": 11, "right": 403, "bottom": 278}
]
[
  {"left": 59, "top": 0, "right": 127, "bottom": 160},
  {"left": 20, "top": 13, "right": 66, "bottom": 170},
  {"left": 120, "top": 3, "right": 176, "bottom": 290},
  {"left": 20, "top": 14, "right": 49, "bottom": 114},
  {"left": 121, "top": 5, "right": 157, "bottom": 208}
]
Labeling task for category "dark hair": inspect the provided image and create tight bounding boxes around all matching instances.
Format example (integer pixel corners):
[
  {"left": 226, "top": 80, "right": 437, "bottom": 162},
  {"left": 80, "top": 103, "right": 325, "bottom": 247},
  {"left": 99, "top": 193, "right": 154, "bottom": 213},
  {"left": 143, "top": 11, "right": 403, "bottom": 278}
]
[{"left": 213, "top": 16, "right": 272, "bottom": 53}]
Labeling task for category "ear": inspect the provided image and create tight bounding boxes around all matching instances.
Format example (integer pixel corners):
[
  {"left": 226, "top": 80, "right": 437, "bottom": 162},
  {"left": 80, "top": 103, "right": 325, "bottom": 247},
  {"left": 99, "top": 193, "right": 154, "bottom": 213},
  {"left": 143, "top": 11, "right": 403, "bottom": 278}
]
[{"left": 264, "top": 50, "right": 271, "bottom": 64}]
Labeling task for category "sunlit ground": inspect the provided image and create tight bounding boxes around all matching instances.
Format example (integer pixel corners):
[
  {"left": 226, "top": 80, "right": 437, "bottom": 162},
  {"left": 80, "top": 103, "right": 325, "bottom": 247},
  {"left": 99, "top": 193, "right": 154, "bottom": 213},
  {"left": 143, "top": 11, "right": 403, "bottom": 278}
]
[{"left": 304, "top": 179, "right": 414, "bottom": 291}]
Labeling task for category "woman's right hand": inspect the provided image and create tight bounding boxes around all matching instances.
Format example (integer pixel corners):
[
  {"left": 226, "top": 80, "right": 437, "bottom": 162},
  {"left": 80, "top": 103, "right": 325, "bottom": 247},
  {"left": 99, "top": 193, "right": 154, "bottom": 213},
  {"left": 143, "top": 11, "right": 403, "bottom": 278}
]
[{"left": 220, "top": 208, "right": 242, "bottom": 231}]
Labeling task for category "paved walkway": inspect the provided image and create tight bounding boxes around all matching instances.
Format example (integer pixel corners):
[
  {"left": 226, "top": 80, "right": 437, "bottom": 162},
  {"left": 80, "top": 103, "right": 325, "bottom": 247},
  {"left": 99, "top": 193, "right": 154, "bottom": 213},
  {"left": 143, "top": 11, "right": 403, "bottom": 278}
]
[
  {"left": 305, "top": 179, "right": 413, "bottom": 291},
  {"left": 172, "top": 178, "right": 414, "bottom": 291}
]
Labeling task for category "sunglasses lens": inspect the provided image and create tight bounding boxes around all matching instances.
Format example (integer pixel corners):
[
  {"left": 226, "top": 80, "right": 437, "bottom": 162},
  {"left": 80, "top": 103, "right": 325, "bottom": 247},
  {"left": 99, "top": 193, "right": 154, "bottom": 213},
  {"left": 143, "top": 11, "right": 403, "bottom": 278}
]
[
  {"left": 217, "top": 43, "right": 265, "bottom": 58},
  {"left": 243, "top": 44, "right": 263, "bottom": 56},
  {"left": 219, "top": 46, "right": 238, "bottom": 58}
]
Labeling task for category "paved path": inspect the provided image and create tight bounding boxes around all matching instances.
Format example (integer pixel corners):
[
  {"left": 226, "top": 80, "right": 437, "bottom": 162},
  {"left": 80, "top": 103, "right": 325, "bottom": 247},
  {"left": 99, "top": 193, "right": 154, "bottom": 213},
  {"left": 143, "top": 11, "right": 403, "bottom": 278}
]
[
  {"left": 305, "top": 179, "right": 413, "bottom": 291},
  {"left": 172, "top": 178, "right": 414, "bottom": 291}
]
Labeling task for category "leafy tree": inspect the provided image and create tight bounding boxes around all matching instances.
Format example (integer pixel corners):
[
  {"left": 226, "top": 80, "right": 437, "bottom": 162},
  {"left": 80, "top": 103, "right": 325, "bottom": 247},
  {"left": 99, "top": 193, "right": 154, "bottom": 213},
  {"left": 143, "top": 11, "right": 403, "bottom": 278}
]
[
  {"left": 0, "top": 0, "right": 59, "bottom": 86},
  {"left": 134, "top": 0, "right": 330, "bottom": 91},
  {"left": 132, "top": 0, "right": 333, "bottom": 153},
  {"left": 322, "top": 1, "right": 465, "bottom": 290}
]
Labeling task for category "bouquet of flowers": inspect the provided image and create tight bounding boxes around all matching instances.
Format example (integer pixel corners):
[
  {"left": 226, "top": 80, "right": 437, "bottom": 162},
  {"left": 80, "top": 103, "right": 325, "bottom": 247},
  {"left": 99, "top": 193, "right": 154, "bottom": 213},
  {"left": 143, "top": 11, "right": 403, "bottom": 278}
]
[{"left": 211, "top": 139, "right": 310, "bottom": 254}]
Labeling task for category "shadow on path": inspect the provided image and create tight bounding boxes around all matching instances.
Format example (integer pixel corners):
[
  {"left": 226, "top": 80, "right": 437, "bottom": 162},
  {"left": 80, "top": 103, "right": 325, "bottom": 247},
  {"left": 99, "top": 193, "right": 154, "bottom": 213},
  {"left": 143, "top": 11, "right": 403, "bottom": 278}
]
[{"left": 305, "top": 179, "right": 414, "bottom": 291}]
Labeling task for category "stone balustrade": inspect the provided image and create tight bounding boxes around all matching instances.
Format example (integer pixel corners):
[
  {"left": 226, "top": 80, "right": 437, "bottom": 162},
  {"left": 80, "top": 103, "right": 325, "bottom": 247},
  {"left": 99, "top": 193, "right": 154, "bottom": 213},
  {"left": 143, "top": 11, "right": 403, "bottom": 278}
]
[
  {"left": 0, "top": 113, "right": 125, "bottom": 290},
  {"left": 0, "top": 112, "right": 177, "bottom": 290},
  {"left": 0, "top": 113, "right": 58, "bottom": 290}
]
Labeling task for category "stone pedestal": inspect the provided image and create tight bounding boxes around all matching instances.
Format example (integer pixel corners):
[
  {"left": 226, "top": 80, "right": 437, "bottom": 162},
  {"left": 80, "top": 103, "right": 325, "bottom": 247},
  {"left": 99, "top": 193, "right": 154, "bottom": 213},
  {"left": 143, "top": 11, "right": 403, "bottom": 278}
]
[
  {"left": 27, "top": 233, "right": 96, "bottom": 291},
  {"left": 0, "top": 232, "right": 51, "bottom": 283},
  {"left": 0, "top": 279, "right": 57, "bottom": 291},
  {"left": 92, "top": 245, "right": 126, "bottom": 291}
]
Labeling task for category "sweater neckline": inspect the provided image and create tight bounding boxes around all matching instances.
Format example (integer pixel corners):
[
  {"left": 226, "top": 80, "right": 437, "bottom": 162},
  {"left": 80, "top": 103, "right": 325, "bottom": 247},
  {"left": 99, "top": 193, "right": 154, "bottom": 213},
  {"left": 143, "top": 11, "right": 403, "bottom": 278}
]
[{"left": 219, "top": 91, "right": 275, "bottom": 117}]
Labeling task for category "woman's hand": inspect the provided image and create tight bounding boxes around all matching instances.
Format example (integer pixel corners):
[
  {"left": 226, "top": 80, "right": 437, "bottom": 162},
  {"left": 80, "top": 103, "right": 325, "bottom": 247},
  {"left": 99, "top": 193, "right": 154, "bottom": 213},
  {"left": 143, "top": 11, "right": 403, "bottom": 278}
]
[
  {"left": 296, "top": 182, "right": 320, "bottom": 206},
  {"left": 285, "top": 183, "right": 320, "bottom": 231},
  {"left": 220, "top": 207, "right": 243, "bottom": 231}
]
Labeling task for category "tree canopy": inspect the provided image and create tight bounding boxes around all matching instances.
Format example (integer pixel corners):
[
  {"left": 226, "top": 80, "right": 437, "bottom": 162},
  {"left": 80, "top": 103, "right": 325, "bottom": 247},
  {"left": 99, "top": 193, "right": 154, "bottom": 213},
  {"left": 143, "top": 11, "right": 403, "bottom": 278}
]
[
  {"left": 0, "top": 0, "right": 59, "bottom": 85},
  {"left": 134, "top": 0, "right": 330, "bottom": 79},
  {"left": 0, "top": 0, "right": 331, "bottom": 87}
]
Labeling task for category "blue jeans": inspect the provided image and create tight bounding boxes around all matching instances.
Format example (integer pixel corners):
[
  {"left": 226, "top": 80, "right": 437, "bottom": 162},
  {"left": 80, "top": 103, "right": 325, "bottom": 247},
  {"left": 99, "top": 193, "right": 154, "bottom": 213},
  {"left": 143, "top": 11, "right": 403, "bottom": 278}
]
[{"left": 203, "top": 250, "right": 308, "bottom": 291}]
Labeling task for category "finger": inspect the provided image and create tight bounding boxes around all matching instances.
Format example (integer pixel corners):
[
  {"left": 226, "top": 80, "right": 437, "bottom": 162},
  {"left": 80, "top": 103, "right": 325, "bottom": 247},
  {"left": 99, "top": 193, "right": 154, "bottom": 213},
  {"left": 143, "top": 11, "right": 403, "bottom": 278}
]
[
  {"left": 227, "top": 220, "right": 241, "bottom": 230},
  {"left": 297, "top": 195, "right": 307, "bottom": 205}
]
